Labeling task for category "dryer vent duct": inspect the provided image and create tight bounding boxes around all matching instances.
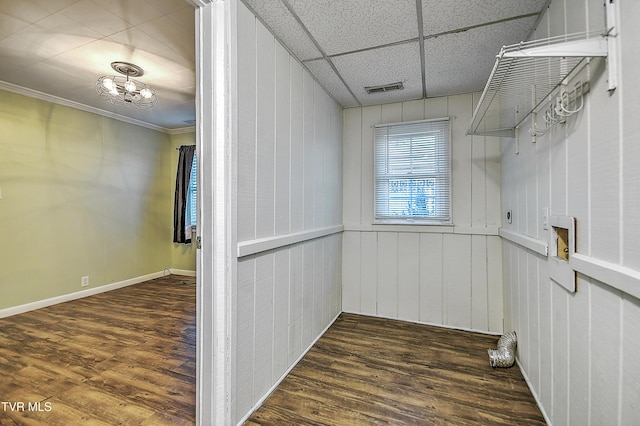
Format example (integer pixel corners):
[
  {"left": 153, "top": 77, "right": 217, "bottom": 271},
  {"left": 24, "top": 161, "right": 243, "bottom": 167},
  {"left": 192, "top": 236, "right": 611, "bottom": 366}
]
[{"left": 488, "top": 331, "right": 517, "bottom": 368}]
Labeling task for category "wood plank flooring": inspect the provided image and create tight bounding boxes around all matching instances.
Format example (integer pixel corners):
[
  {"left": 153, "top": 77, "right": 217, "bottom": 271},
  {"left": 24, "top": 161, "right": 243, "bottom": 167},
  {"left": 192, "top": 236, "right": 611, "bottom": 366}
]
[
  {"left": 0, "top": 275, "right": 196, "bottom": 425},
  {"left": 246, "top": 313, "right": 546, "bottom": 425}
]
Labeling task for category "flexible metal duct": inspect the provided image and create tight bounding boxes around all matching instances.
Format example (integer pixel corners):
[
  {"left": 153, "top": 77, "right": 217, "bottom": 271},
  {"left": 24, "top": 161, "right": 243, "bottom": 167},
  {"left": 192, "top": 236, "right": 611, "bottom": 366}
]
[{"left": 488, "top": 331, "right": 517, "bottom": 368}]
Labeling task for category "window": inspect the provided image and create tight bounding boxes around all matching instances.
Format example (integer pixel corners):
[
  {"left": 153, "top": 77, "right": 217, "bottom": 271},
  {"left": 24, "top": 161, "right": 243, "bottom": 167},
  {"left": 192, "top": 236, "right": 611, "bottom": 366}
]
[
  {"left": 185, "top": 153, "right": 197, "bottom": 231},
  {"left": 374, "top": 118, "right": 451, "bottom": 224}
]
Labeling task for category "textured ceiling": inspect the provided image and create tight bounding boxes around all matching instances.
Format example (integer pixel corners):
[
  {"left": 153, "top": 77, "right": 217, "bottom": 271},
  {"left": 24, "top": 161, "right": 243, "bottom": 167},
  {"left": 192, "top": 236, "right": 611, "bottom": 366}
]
[
  {"left": 0, "top": 0, "right": 196, "bottom": 132},
  {"left": 245, "top": 0, "right": 550, "bottom": 108},
  {"left": 0, "top": 0, "right": 550, "bottom": 130}
]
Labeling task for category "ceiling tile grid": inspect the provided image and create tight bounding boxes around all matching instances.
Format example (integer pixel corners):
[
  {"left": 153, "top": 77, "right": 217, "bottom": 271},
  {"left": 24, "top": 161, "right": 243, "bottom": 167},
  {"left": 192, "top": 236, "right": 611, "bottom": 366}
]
[
  {"left": 421, "top": 0, "right": 548, "bottom": 35},
  {"left": 423, "top": 17, "right": 538, "bottom": 98},
  {"left": 243, "top": 0, "right": 321, "bottom": 61},
  {"left": 332, "top": 42, "right": 423, "bottom": 106},
  {"left": 0, "top": 0, "right": 548, "bottom": 129},
  {"left": 288, "top": 0, "right": 419, "bottom": 56},
  {"left": 304, "top": 59, "right": 359, "bottom": 108}
]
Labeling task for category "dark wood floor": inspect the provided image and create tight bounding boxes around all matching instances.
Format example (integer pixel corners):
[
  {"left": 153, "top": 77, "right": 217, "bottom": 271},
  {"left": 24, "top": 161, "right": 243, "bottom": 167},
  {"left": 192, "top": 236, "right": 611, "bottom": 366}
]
[
  {"left": 0, "top": 275, "right": 196, "bottom": 425},
  {"left": 247, "top": 313, "right": 546, "bottom": 425}
]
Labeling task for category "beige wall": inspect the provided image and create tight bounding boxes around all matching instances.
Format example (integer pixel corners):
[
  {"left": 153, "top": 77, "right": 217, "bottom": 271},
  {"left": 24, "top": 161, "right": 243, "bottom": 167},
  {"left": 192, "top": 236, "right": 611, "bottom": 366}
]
[{"left": 0, "top": 89, "right": 193, "bottom": 310}]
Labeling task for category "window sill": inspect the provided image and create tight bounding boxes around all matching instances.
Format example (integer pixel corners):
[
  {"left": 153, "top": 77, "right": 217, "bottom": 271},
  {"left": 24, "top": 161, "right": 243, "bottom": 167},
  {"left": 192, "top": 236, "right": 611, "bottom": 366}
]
[{"left": 344, "top": 224, "right": 499, "bottom": 236}]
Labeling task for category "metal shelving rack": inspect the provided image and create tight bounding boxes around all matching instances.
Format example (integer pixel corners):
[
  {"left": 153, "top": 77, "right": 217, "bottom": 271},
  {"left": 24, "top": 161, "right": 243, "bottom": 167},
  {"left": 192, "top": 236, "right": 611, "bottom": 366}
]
[{"left": 467, "top": 29, "right": 615, "bottom": 138}]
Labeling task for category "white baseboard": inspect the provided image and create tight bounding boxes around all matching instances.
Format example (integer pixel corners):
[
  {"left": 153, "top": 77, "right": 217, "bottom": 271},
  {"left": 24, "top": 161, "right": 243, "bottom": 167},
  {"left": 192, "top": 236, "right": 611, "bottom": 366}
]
[
  {"left": 169, "top": 268, "right": 196, "bottom": 277},
  {"left": 516, "top": 358, "right": 551, "bottom": 425},
  {"left": 0, "top": 270, "right": 170, "bottom": 319}
]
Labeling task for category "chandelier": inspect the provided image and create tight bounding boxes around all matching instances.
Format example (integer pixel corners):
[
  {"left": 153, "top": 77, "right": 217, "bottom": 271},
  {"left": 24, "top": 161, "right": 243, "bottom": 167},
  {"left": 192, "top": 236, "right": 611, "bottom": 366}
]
[{"left": 96, "top": 61, "right": 157, "bottom": 109}]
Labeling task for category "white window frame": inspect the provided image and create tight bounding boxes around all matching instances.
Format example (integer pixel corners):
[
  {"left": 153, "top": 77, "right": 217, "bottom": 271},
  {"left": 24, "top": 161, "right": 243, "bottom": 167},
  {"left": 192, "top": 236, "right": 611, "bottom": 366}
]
[{"left": 374, "top": 117, "right": 452, "bottom": 225}]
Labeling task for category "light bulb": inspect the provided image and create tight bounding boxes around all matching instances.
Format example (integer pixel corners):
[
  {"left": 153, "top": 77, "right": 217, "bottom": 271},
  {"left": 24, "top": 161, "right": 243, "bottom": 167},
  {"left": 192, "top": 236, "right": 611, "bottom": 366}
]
[
  {"left": 124, "top": 80, "right": 136, "bottom": 92},
  {"left": 140, "top": 88, "right": 153, "bottom": 99},
  {"left": 102, "top": 78, "right": 115, "bottom": 91}
]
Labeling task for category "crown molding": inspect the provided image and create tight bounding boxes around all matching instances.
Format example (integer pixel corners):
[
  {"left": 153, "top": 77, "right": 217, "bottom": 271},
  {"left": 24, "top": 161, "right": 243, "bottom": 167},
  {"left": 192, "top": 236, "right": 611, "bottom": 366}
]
[{"left": 0, "top": 80, "right": 188, "bottom": 134}]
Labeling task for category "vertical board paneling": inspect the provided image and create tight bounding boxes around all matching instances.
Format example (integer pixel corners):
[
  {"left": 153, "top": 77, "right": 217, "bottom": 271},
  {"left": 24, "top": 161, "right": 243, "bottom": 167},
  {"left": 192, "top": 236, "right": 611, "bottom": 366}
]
[
  {"left": 341, "top": 231, "right": 360, "bottom": 313},
  {"left": 360, "top": 106, "right": 381, "bottom": 225},
  {"left": 402, "top": 99, "right": 424, "bottom": 122},
  {"left": 538, "top": 278, "right": 553, "bottom": 415},
  {"left": 289, "top": 60, "right": 304, "bottom": 234},
  {"left": 377, "top": 232, "right": 398, "bottom": 318},
  {"left": 343, "top": 95, "right": 502, "bottom": 332},
  {"left": 486, "top": 236, "right": 503, "bottom": 333},
  {"left": 233, "top": 5, "right": 343, "bottom": 422},
  {"left": 485, "top": 136, "right": 501, "bottom": 228},
  {"left": 381, "top": 102, "right": 402, "bottom": 124},
  {"left": 313, "top": 86, "right": 325, "bottom": 228},
  {"left": 397, "top": 233, "right": 420, "bottom": 321},
  {"left": 424, "top": 96, "right": 448, "bottom": 119},
  {"left": 301, "top": 241, "right": 314, "bottom": 349},
  {"left": 526, "top": 254, "right": 540, "bottom": 390},
  {"left": 302, "top": 72, "right": 315, "bottom": 231},
  {"left": 589, "top": 60, "right": 620, "bottom": 262},
  {"left": 253, "top": 252, "right": 274, "bottom": 399},
  {"left": 517, "top": 248, "right": 528, "bottom": 371},
  {"left": 419, "top": 233, "right": 443, "bottom": 325},
  {"left": 551, "top": 284, "right": 569, "bottom": 425},
  {"left": 255, "top": 22, "right": 275, "bottom": 239},
  {"left": 620, "top": 0, "right": 640, "bottom": 272},
  {"left": 236, "top": 5, "right": 257, "bottom": 243},
  {"left": 449, "top": 94, "right": 472, "bottom": 227},
  {"left": 274, "top": 43, "right": 290, "bottom": 236},
  {"left": 360, "top": 232, "right": 378, "bottom": 315},
  {"left": 471, "top": 138, "right": 487, "bottom": 228},
  {"left": 313, "top": 239, "right": 324, "bottom": 335},
  {"left": 235, "top": 257, "right": 255, "bottom": 419},
  {"left": 568, "top": 275, "right": 590, "bottom": 426},
  {"left": 342, "top": 108, "right": 362, "bottom": 226},
  {"left": 621, "top": 294, "right": 640, "bottom": 423},
  {"left": 589, "top": 281, "right": 621, "bottom": 425},
  {"left": 443, "top": 234, "right": 471, "bottom": 328},
  {"left": 498, "top": 3, "right": 640, "bottom": 425},
  {"left": 288, "top": 244, "right": 303, "bottom": 364},
  {"left": 471, "top": 235, "right": 488, "bottom": 330},
  {"left": 273, "top": 248, "right": 290, "bottom": 380}
]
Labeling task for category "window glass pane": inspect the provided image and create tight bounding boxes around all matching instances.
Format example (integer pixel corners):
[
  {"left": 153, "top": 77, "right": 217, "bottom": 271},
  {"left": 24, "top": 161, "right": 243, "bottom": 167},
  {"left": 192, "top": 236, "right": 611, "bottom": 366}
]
[
  {"left": 374, "top": 118, "right": 450, "bottom": 223},
  {"left": 186, "top": 153, "right": 197, "bottom": 228}
]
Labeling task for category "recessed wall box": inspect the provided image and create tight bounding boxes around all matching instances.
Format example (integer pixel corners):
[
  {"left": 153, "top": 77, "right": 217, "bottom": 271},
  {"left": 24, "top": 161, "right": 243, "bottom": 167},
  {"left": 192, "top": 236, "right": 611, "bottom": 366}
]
[{"left": 548, "top": 215, "right": 576, "bottom": 292}]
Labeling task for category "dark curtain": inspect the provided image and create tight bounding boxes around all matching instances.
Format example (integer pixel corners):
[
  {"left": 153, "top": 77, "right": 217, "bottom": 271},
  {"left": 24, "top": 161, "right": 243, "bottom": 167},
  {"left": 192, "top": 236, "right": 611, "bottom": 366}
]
[{"left": 173, "top": 145, "right": 196, "bottom": 244}]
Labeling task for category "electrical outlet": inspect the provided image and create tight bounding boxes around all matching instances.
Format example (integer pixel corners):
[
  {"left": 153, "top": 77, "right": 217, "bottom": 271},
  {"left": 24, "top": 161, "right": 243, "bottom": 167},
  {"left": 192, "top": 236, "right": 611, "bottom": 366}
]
[{"left": 81, "top": 276, "right": 89, "bottom": 287}]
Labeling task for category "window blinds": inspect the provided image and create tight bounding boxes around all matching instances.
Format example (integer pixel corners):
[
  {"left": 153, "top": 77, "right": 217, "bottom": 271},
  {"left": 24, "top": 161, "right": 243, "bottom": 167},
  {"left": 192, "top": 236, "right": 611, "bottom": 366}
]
[{"left": 374, "top": 118, "right": 451, "bottom": 223}]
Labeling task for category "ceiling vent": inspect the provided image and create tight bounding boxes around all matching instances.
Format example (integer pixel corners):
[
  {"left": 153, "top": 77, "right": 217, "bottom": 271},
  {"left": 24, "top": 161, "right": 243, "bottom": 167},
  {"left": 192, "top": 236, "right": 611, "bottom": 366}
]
[{"left": 365, "top": 81, "right": 404, "bottom": 94}]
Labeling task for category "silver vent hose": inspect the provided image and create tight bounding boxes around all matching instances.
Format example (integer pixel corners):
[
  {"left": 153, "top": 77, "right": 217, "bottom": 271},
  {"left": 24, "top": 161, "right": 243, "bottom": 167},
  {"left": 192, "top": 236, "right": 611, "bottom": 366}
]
[{"left": 488, "top": 331, "right": 517, "bottom": 368}]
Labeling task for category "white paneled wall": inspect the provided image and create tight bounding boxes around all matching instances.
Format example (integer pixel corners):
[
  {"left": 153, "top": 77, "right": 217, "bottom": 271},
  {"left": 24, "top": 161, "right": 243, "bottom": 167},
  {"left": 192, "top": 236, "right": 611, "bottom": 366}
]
[
  {"left": 342, "top": 94, "right": 504, "bottom": 333},
  {"left": 500, "top": 0, "right": 640, "bottom": 424},
  {"left": 233, "top": 2, "right": 343, "bottom": 423}
]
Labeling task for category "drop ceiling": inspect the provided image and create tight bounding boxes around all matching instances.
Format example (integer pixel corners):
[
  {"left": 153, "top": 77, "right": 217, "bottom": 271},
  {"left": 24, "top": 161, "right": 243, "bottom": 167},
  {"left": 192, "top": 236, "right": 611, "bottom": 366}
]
[{"left": 0, "top": 0, "right": 550, "bottom": 131}]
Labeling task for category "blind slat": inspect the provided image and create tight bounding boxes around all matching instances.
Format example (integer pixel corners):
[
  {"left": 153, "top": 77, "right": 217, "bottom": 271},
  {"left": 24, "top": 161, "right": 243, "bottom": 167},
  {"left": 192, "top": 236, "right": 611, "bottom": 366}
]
[{"left": 374, "top": 118, "right": 451, "bottom": 223}]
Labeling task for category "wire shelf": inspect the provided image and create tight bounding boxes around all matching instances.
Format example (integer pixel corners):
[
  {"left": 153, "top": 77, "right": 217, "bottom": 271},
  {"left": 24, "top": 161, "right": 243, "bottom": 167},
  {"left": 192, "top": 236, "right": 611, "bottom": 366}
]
[{"left": 467, "top": 30, "right": 609, "bottom": 137}]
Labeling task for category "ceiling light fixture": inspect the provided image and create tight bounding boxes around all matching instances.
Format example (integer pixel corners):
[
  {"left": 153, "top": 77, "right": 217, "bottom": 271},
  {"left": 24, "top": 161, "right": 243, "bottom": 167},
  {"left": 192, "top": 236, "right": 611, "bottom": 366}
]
[{"left": 96, "top": 61, "right": 157, "bottom": 109}]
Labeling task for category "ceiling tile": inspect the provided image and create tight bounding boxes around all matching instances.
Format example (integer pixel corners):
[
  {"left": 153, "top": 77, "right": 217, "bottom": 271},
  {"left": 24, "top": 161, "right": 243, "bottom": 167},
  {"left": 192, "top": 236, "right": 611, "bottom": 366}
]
[
  {"left": 332, "top": 42, "right": 423, "bottom": 106},
  {"left": 244, "top": 0, "right": 321, "bottom": 61},
  {"left": 424, "top": 17, "right": 537, "bottom": 98},
  {"left": 422, "top": 0, "right": 546, "bottom": 35},
  {"left": 289, "top": 0, "right": 419, "bottom": 56},
  {"left": 61, "top": 0, "right": 132, "bottom": 37},
  {"left": 304, "top": 59, "right": 359, "bottom": 108}
]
